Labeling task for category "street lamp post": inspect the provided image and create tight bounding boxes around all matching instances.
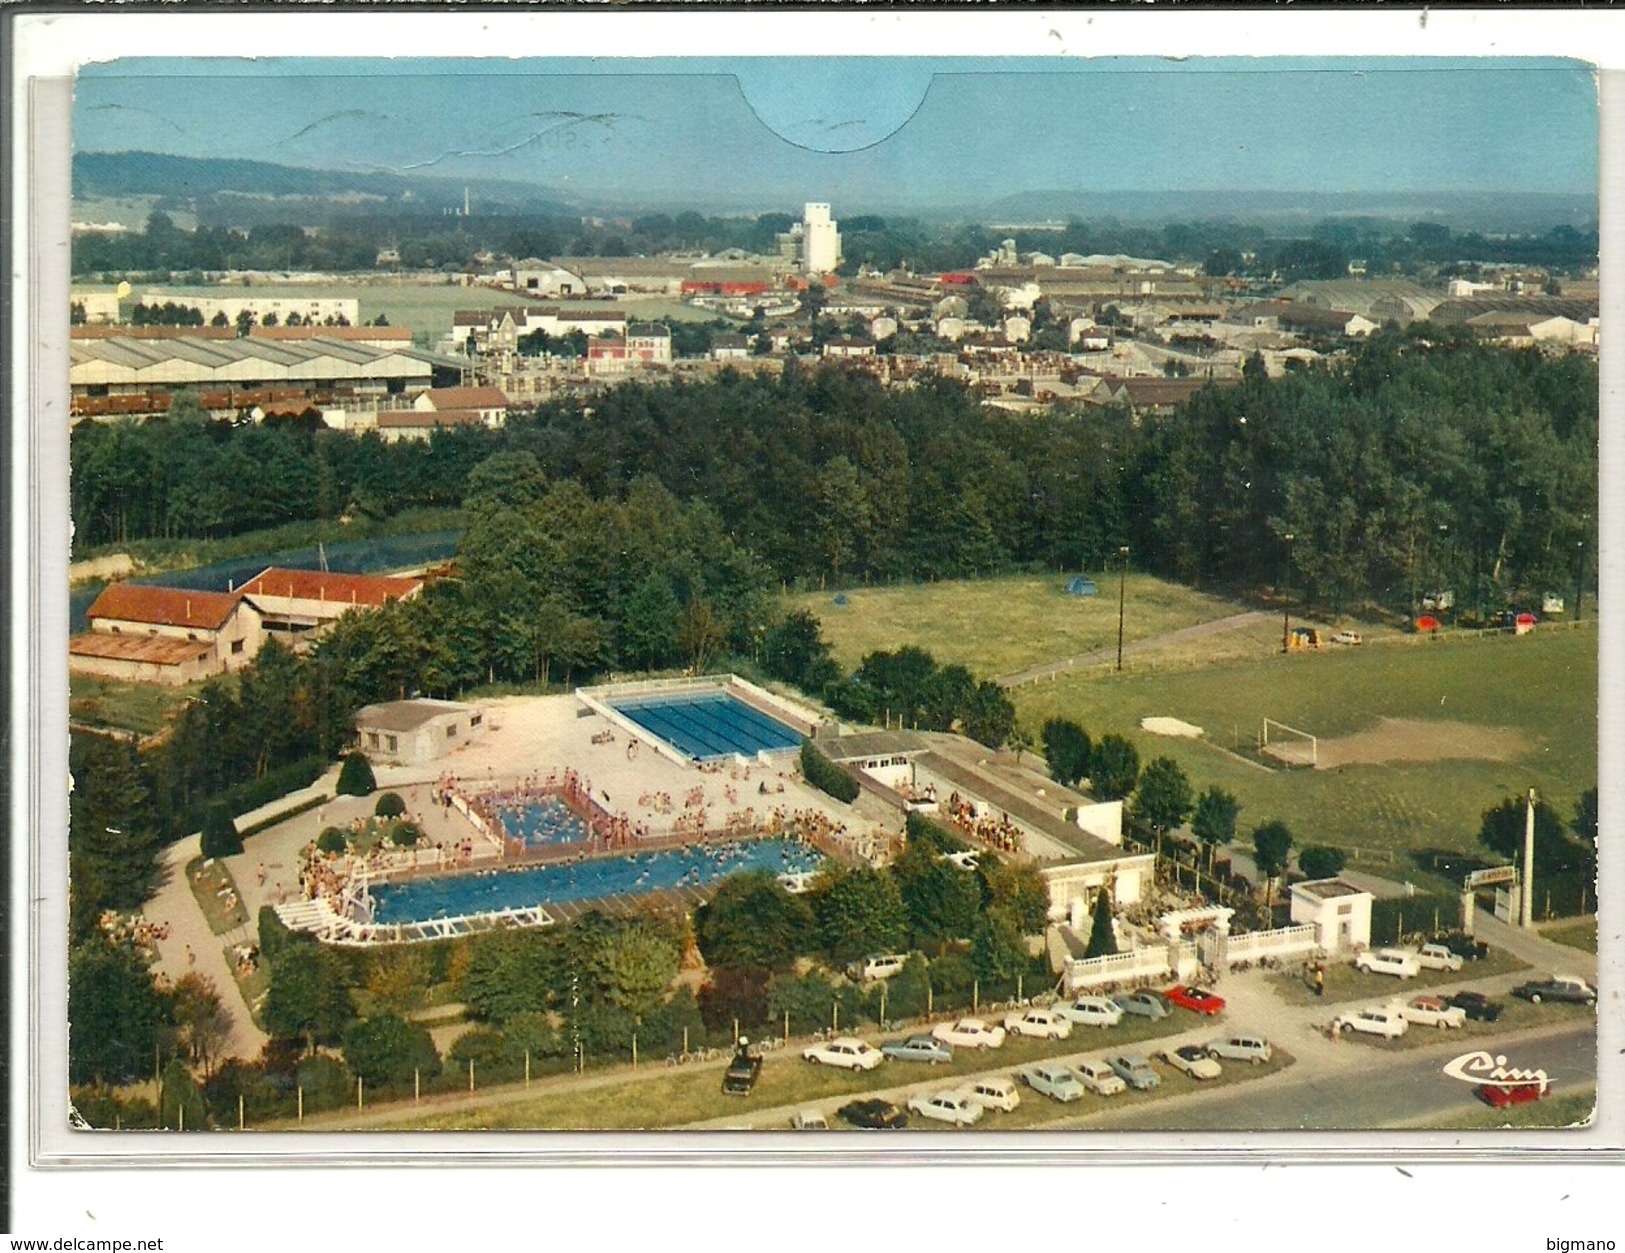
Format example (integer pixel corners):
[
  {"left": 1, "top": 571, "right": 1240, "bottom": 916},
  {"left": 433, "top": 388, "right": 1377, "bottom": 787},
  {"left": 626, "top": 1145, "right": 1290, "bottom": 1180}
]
[
  {"left": 1116, "top": 545, "right": 1130, "bottom": 672},
  {"left": 1281, "top": 532, "right": 1295, "bottom": 653}
]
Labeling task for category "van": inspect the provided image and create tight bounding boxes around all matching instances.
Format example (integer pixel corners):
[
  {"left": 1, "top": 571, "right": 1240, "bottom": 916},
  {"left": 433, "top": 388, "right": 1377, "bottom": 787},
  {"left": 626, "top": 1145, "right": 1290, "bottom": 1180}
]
[
  {"left": 848, "top": 953, "right": 908, "bottom": 981},
  {"left": 1206, "top": 1035, "right": 1272, "bottom": 1065}
]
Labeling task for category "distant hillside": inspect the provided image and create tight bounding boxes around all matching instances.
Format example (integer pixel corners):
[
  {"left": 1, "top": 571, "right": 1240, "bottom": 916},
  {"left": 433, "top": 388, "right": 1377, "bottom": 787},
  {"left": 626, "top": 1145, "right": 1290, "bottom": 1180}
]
[
  {"left": 974, "top": 188, "right": 1599, "bottom": 234},
  {"left": 73, "top": 151, "right": 577, "bottom": 222}
]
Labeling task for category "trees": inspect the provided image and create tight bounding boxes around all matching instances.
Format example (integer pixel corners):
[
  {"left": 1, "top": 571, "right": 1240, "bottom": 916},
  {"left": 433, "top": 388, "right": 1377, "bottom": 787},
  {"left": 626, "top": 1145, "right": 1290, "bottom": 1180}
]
[
  {"left": 889, "top": 842, "right": 982, "bottom": 950},
  {"left": 1250, "top": 821, "right": 1295, "bottom": 911},
  {"left": 68, "top": 939, "right": 167, "bottom": 1086},
  {"left": 68, "top": 733, "right": 162, "bottom": 940},
  {"left": 262, "top": 943, "right": 354, "bottom": 1052},
  {"left": 336, "top": 752, "right": 376, "bottom": 797},
  {"left": 1084, "top": 888, "right": 1119, "bottom": 959},
  {"left": 983, "top": 858, "right": 1052, "bottom": 934},
  {"left": 800, "top": 741, "right": 859, "bottom": 803},
  {"left": 1134, "top": 757, "right": 1193, "bottom": 847},
  {"left": 694, "top": 871, "right": 815, "bottom": 974},
  {"left": 171, "top": 973, "right": 233, "bottom": 1079},
  {"left": 597, "top": 924, "right": 681, "bottom": 1022},
  {"left": 1479, "top": 794, "right": 1581, "bottom": 873},
  {"left": 1041, "top": 718, "right": 1092, "bottom": 788},
  {"left": 200, "top": 801, "right": 243, "bottom": 860},
  {"left": 341, "top": 1013, "right": 442, "bottom": 1089},
  {"left": 1191, "top": 787, "right": 1240, "bottom": 870},
  {"left": 1297, "top": 845, "right": 1348, "bottom": 881},
  {"left": 1090, "top": 734, "right": 1141, "bottom": 802},
  {"left": 960, "top": 680, "right": 1016, "bottom": 750},
  {"left": 812, "top": 865, "right": 909, "bottom": 966},
  {"left": 374, "top": 791, "right": 407, "bottom": 819},
  {"left": 456, "top": 930, "right": 558, "bottom": 1023},
  {"left": 970, "top": 909, "right": 1031, "bottom": 991}
]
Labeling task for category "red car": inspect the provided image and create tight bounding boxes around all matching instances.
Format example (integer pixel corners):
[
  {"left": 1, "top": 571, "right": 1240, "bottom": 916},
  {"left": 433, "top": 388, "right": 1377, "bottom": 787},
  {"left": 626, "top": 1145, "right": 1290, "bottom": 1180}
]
[
  {"left": 1476, "top": 1081, "right": 1550, "bottom": 1108},
  {"left": 1164, "top": 986, "right": 1227, "bottom": 1015}
]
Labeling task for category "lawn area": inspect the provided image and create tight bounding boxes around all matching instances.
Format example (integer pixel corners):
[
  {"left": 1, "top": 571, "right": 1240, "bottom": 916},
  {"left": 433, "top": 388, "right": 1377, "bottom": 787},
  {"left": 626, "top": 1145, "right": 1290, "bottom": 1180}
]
[
  {"left": 70, "top": 674, "right": 201, "bottom": 739},
  {"left": 1420, "top": 1087, "right": 1595, "bottom": 1130},
  {"left": 297, "top": 1012, "right": 1196, "bottom": 1131},
  {"left": 224, "top": 943, "right": 271, "bottom": 1031},
  {"left": 791, "top": 574, "right": 1260, "bottom": 679},
  {"left": 187, "top": 857, "right": 249, "bottom": 936},
  {"left": 1266, "top": 949, "right": 1530, "bottom": 1008},
  {"left": 1541, "top": 919, "right": 1598, "bottom": 954},
  {"left": 1016, "top": 626, "right": 1596, "bottom": 860}
]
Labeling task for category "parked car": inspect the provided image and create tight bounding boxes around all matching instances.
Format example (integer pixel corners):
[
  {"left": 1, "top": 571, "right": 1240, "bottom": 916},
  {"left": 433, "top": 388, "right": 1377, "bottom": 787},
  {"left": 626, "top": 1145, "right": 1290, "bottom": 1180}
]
[
  {"left": 1051, "top": 996, "right": 1124, "bottom": 1028},
  {"left": 1206, "top": 1035, "right": 1273, "bottom": 1066},
  {"left": 1073, "top": 1058, "right": 1128, "bottom": 1097},
  {"left": 722, "top": 1047, "right": 763, "bottom": 1095},
  {"left": 1399, "top": 995, "right": 1467, "bottom": 1030},
  {"left": 802, "top": 1038, "right": 885, "bottom": 1071},
  {"left": 1113, "top": 990, "right": 1170, "bottom": 1020},
  {"left": 789, "top": 1109, "right": 829, "bottom": 1130},
  {"left": 881, "top": 1035, "right": 953, "bottom": 1065},
  {"left": 962, "top": 1076, "right": 1021, "bottom": 1113},
  {"left": 1416, "top": 943, "right": 1465, "bottom": 973},
  {"left": 1477, "top": 1081, "right": 1551, "bottom": 1108},
  {"left": 837, "top": 1098, "right": 908, "bottom": 1129},
  {"left": 1019, "top": 1063, "right": 1087, "bottom": 1103},
  {"left": 1165, "top": 986, "right": 1226, "bottom": 1015},
  {"left": 1003, "top": 1007, "right": 1073, "bottom": 1040},
  {"left": 1432, "top": 932, "right": 1491, "bottom": 962},
  {"left": 908, "top": 1090, "right": 984, "bottom": 1127},
  {"left": 1332, "top": 1006, "right": 1409, "bottom": 1039},
  {"left": 1443, "top": 990, "right": 1504, "bottom": 1023},
  {"left": 1161, "top": 1044, "right": 1222, "bottom": 1080},
  {"left": 1331, "top": 630, "right": 1364, "bottom": 645},
  {"left": 848, "top": 953, "right": 909, "bottom": 981},
  {"left": 1512, "top": 976, "right": 1597, "bottom": 1006},
  {"left": 1355, "top": 948, "right": 1422, "bottom": 978},
  {"left": 931, "top": 1018, "right": 1007, "bottom": 1050},
  {"left": 1107, "top": 1054, "right": 1161, "bottom": 1091}
]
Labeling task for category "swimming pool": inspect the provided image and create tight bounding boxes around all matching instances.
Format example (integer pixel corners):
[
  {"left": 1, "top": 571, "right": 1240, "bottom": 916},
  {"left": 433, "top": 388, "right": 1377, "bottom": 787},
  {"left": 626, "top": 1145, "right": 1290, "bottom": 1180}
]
[
  {"left": 365, "top": 837, "right": 824, "bottom": 925},
  {"left": 609, "top": 689, "right": 803, "bottom": 761},
  {"left": 492, "top": 796, "right": 593, "bottom": 847}
]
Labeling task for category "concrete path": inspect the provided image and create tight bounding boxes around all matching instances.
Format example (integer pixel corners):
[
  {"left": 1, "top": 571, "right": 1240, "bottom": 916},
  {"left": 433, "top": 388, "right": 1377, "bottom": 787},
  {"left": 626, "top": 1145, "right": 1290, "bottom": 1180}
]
[{"left": 997, "top": 611, "right": 1274, "bottom": 688}]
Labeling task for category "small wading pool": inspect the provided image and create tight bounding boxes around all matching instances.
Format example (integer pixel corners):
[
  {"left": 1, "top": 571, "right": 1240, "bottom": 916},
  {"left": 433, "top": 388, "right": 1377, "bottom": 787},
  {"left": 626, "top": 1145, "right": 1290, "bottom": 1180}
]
[
  {"left": 365, "top": 836, "right": 824, "bottom": 925},
  {"left": 492, "top": 796, "right": 593, "bottom": 848},
  {"left": 607, "top": 689, "right": 803, "bottom": 761}
]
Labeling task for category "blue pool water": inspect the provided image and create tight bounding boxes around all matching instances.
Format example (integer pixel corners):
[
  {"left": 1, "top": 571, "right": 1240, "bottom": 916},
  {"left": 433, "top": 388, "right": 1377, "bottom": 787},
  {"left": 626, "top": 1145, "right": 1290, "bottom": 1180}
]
[
  {"left": 610, "top": 690, "right": 803, "bottom": 761},
  {"left": 367, "top": 837, "right": 824, "bottom": 925},
  {"left": 493, "top": 797, "right": 593, "bottom": 847}
]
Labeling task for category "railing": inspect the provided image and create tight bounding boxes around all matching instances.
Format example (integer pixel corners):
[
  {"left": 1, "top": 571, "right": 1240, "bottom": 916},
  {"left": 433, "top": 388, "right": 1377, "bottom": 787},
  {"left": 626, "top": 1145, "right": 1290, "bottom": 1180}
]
[
  {"left": 1225, "top": 924, "right": 1317, "bottom": 967},
  {"left": 1063, "top": 945, "right": 1177, "bottom": 992}
]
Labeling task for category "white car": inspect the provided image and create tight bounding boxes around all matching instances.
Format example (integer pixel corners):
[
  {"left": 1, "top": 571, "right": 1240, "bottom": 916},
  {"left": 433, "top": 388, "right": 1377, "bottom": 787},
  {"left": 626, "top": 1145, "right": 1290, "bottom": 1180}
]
[
  {"left": 1331, "top": 630, "right": 1364, "bottom": 646},
  {"left": 848, "top": 954, "right": 908, "bottom": 981},
  {"left": 789, "top": 1109, "right": 829, "bottom": 1130},
  {"left": 1073, "top": 1058, "right": 1127, "bottom": 1097},
  {"left": 931, "top": 1017, "right": 1007, "bottom": 1050},
  {"left": 1333, "top": 1006, "right": 1409, "bottom": 1039},
  {"left": 1019, "top": 1063, "right": 1088, "bottom": 1103},
  {"left": 1161, "top": 1043, "right": 1223, "bottom": 1080},
  {"left": 1355, "top": 948, "right": 1422, "bottom": 979},
  {"left": 907, "top": 1090, "right": 984, "bottom": 1127},
  {"left": 1399, "top": 995, "right": 1467, "bottom": 1029},
  {"left": 962, "top": 1076, "right": 1021, "bottom": 1113},
  {"left": 1207, "top": 1035, "right": 1272, "bottom": 1065},
  {"left": 1052, "top": 996, "right": 1124, "bottom": 1028},
  {"left": 1416, "top": 943, "right": 1465, "bottom": 973},
  {"left": 802, "top": 1037, "right": 885, "bottom": 1071},
  {"left": 1002, "top": 1008, "right": 1073, "bottom": 1040}
]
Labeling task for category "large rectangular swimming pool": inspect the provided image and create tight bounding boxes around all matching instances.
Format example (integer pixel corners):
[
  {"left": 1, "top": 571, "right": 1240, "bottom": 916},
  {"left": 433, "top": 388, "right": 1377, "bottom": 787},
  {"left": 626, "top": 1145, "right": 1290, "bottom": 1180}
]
[
  {"left": 608, "top": 689, "right": 803, "bottom": 761},
  {"left": 366, "top": 837, "right": 823, "bottom": 925}
]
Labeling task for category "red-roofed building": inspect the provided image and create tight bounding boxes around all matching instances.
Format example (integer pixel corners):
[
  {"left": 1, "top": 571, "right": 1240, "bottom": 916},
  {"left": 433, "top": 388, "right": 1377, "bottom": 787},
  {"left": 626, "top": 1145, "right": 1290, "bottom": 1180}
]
[
  {"left": 412, "top": 386, "right": 509, "bottom": 425},
  {"left": 239, "top": 567, "right": 424, "bottom": 647},
  {"left": 72, "top": 583, "right": 264, "bottom": 685}
]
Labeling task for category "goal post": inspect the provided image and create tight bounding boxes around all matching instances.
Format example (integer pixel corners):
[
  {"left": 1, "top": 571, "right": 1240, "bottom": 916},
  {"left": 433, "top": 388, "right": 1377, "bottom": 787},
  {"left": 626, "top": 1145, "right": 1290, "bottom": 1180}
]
[{"left": 1261, "top": 717, "right": 1318, "bottom": 768}]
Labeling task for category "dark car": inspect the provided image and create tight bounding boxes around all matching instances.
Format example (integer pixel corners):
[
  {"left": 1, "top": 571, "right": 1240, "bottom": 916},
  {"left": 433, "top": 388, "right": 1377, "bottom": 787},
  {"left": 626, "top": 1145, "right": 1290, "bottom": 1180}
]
[
  {"left": 838, "top": 1098, "right": 909, "bottom": 1130},
  {"left": 721, "top": 1046, "right": 763, "bottom": 1096},
  {"left": 1511, "top": 976, "right": 1597, "bottom": 1007},
  {"left": 1432, "top": 932, "right": 1491, "bottom": 962},
  {"left": 1443, "top": 990, "right": 1504, "bottom": 1023}
]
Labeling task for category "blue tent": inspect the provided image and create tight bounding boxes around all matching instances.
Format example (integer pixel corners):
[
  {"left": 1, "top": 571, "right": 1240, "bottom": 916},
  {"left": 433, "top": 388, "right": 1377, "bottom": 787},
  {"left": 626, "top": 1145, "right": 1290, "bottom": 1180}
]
[{"left": 1065, "top": 576, "right": 1100, "bottom": 598}]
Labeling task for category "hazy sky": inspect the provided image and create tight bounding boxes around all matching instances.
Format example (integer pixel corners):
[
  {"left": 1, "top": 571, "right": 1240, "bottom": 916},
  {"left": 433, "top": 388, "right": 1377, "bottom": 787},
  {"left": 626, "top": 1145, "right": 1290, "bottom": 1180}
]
[{"left": 74, "top": 56, "right": 1598, "bottom": 210}]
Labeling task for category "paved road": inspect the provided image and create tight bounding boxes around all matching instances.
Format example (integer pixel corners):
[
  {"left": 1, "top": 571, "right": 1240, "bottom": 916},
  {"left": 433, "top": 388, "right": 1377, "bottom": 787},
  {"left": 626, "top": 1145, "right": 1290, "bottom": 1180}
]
[{"left": 997, "top": 610, "right": 1274, "bottom": 688}]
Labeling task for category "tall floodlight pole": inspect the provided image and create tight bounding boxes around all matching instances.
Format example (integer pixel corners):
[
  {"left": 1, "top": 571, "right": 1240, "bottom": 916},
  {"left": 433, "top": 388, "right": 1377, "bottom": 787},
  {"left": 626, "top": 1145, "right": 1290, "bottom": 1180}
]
[
  {"left": 1116, "top": 546, "right": 1130, "bottom": 672},
  {"left": 1521, "top": 788, "right": 1537, "bottom": 928},
  {"left": 1282, "top": 532, "right": 1295, "bottom": 653}
]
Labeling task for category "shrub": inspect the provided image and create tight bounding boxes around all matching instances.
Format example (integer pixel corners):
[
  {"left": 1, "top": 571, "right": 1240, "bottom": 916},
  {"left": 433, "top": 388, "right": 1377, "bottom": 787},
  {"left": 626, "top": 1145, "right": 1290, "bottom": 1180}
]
[
  {"left": 800, "top": 741, "right": 858, "bottom": 803},
  {"left": 904, "top": 811, "right": 967, "bottom": 853},
  {"left": 389, "top": 819, "right": 422, "bottom": 848},
  {"left": 257, "top": 905, "right": 296, "bottom": 963},
  {"left": 316, "top": 827, "right": 348, "bottom": 856},
  {"left": 336, "top": 752, "right": 376, "bottom": 797},
  {"left": 1297, "top": 845, "right": 1348, "bottom": 881},
  {"left": 293, "top": 1054, "right": 352, "bottom": 1113},
  {"left": 341, "top": 1013, "right": 442, "bottom": 1090},
  {"left": 199, "top": 801, "right": 244, "bottom": 859},
  {"left": 159, "top": 1057, "right": 208, "bottom": 1129},
  {"left": 447, "top": 1025, "right": 520, "bottom": 1084},
  {"left": 374, "top": 791, "right": 407, "bottom": 819}
]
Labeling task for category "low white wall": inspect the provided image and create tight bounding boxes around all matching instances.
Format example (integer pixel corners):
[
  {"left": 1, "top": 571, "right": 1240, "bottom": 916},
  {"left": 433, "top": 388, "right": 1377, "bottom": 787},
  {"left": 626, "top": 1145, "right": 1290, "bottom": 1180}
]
[{"left": 1225, "top": 924, "right": 1318, "bottom": 967}]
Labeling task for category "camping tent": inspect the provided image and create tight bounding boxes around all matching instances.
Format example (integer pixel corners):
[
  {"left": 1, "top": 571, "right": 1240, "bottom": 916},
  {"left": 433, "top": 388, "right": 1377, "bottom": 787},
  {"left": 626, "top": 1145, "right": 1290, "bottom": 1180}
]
[{"left": 1065, "top": 576, "right": 1100, "bottom": 598}]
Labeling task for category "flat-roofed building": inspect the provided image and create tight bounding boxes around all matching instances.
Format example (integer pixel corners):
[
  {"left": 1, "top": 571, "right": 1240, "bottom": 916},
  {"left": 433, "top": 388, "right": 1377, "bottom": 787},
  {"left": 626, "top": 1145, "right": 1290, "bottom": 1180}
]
[{"left": 355, "top": 698, "right": 488, "bottom": 766}]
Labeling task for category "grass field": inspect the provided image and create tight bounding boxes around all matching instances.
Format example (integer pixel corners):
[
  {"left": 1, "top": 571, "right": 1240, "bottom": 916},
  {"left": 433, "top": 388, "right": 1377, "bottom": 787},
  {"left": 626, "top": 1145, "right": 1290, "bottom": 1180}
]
[
  {"left": 1420, "top": 1087, "right": 1595, "bottom": 1130},
  {"left": 70, "top": 674, "right": 202, "bottom": 739},
  {"left": 791, "top": 574, "right": 1264, "bottom": 678},
  {"left": 1266, "top": 949, "right": 1531, "bottom": 1009},
  {"left": 1016, "top": 626, "right": 1596, "bottom": 861},
  {"left": 1541, "top": 920, "right": 1598, "bottom": 954}
]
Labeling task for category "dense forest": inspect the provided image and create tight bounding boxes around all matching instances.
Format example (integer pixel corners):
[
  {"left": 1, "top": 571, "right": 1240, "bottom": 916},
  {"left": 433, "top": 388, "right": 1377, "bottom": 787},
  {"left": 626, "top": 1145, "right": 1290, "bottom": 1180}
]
[{"left": 72, "top": 329, "right": 1599, "bottom": 615}]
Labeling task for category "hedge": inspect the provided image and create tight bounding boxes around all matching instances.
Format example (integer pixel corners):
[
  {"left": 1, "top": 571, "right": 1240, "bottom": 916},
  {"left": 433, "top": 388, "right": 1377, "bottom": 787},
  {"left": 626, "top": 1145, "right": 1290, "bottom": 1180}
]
[
  {"left": 238, "top": 793, "right": 329, "bottom": 840},
  {"left": 904, "top": 811, "right": 967, "bottom": 854},
  {"left": 800, "top": 741, "right": 858, "bottom": 803}
]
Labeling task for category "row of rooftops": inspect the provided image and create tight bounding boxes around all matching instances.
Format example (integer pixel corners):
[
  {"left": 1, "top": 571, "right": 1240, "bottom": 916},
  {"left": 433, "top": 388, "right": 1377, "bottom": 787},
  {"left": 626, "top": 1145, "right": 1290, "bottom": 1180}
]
[{"left": 86, "top": 567, "right": 424, "bottom": 631}]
